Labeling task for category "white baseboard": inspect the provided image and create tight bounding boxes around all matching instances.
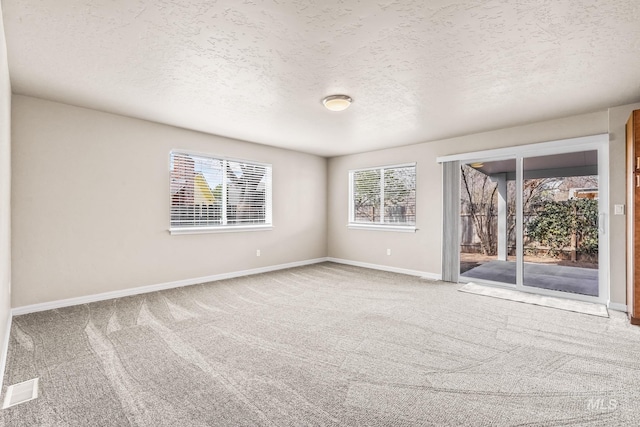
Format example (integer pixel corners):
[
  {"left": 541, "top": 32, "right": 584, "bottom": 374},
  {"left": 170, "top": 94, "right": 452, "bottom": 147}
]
[
  {"left": 12, "top": 258, "right": 329, "bottom": 316},
  {"left": 607, "top": 302, "right": 627, "bottom": 313},
  {"left": 0, "top": 310, "right": 12, "bottom": 392},
  {"left": 326, "top": 257, "right": 441, "bottom": 280}
]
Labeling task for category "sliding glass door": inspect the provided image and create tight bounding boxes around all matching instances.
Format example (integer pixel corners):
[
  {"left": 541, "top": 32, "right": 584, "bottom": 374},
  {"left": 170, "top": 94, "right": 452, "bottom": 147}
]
[
  {"left": 521, "top": 151, "right": 599, "bottom": 297},
  {"left": 455, "top": 139, "right": 608, "bottom": 304},
  {"left": 459, "top": 158, "right": 517, "bottom": 285}
]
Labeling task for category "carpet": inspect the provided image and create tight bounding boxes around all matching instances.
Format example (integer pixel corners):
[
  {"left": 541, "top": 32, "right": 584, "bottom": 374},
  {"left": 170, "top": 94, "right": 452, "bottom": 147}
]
[
  {"left": 2, "top": 262, "right": 640, "bottom": 426},
  {"left": 459, "top": 282, "right": 609, "bottom": 317}
]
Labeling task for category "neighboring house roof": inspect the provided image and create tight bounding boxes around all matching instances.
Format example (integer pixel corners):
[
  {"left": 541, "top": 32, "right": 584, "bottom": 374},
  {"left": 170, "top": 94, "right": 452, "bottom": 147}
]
[
  {"left": 569, "top": 188, "right": 598, "bottom": 200},
  {"left": 194, "top": 173, "right": 215, "bottom": 204},
  {"left": 170, "top": 178, "right": 187, "bottom": 196}
]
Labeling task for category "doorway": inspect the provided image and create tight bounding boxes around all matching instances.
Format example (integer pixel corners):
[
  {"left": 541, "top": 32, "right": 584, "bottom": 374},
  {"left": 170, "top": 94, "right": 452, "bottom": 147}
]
[{"left": 441, "top": 135, "right": 609, "bottom": 304}]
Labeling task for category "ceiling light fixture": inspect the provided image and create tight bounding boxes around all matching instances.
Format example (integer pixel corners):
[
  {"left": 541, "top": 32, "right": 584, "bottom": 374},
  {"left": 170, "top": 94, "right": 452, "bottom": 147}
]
[
  {"left": 470, "top": 162, "right": 484, "bottom": 168},
  {"left": 322, "top": 95, "right": 352, "bottom": 112}
]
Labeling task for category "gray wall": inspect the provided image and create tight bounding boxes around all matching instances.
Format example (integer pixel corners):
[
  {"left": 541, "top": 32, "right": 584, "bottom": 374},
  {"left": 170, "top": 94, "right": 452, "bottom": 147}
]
[
  {"left": 11, "top": 95, "right": 328, "bottom": 307},
  {"left": 0, "top": 4, "right": 12, "bottom": 381},
  {"left": 328, "top": 110, "right": 632, "bottom": 305}
]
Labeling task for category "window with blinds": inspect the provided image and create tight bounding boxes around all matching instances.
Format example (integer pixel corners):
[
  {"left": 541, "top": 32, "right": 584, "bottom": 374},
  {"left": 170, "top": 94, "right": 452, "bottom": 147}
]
[
  {"left": 349, "top": 164, "right": 416, "bottom": 227},
  {"left": 170, "top": 151, "right": 272, "bottom": 232}
]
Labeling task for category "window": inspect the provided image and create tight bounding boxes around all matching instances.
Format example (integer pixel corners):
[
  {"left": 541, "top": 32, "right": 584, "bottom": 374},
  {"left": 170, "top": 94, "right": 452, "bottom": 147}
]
[
  {"left": 349, "top": 163, "right": 416, "bottom": 231},
  {"left": 170, "top": 151, "right": 272, "bottom": 233}
]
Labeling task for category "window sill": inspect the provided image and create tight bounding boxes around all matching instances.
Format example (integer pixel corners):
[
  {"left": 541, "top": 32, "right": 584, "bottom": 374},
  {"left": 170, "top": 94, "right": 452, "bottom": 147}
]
[
  {"left": 347, "top": 224, "right": 417, "bottom": 233},
  {"left": 169, "top": 225, "right": 273, "bottom": 235}
]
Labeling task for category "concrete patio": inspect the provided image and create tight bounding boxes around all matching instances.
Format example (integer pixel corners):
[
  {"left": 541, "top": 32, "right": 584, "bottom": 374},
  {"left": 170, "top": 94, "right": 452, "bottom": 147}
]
[{"left": 460, "top": 260, "right": 599, "bottom": 296}]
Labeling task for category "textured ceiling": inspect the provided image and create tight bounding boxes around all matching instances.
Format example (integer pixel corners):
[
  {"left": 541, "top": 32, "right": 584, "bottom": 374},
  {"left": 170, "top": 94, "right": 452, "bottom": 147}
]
[{"left": 3, "top": 0, "right": 640, "bottom": 157}]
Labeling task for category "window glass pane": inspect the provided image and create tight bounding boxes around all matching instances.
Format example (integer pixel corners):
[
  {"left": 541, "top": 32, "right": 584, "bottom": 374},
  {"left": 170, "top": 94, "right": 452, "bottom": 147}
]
[
  {"left": 383, "top": 166, "right": 416, "bottom": 224},
  {"left": 353, "top": 169, "right": 381, "bottom": 223},
  {"left": 226, "top": 161, "right": 268, "bottom": 225}
]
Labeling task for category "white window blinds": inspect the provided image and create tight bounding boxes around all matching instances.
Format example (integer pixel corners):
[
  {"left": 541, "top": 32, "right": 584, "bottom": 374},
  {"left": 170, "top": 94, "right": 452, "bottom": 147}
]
[
  {"left": 170, "top": 151, "right": 272, "bottom": 230},
  {"left": 350, "top": 164, "right": 416, "bottom": 226}
]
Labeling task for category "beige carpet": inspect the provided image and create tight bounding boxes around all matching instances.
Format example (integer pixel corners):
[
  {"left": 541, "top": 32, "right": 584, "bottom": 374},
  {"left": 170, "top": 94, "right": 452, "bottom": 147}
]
[{"left": 2, "top": 262, "right": 640, "bottom": 426}]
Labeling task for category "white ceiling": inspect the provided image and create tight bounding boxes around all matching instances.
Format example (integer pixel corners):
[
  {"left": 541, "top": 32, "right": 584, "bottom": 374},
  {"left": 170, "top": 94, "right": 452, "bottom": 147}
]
[{"left": 3, "top": 0, "right": 640, "bottom": 157}]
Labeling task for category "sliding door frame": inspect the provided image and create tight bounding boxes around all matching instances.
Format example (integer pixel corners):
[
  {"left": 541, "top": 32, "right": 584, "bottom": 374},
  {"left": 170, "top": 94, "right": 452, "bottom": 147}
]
[{"left": 438, "top": 134, "right": 609, "bottom": 305}]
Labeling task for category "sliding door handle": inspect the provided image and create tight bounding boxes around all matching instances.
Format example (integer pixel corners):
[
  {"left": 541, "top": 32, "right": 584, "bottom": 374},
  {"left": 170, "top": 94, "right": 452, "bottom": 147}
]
[{"left": 599, "top": 213, "right": 605, "bottom": 234}]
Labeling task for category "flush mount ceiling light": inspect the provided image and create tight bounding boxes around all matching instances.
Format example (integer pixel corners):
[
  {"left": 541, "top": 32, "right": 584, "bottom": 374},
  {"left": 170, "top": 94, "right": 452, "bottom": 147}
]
[
  {"left": 470, "top": 162, "right": 484, "bottom": 168},
  {"left": 322, "top": 95, "right": 352, "bottom": 112}
]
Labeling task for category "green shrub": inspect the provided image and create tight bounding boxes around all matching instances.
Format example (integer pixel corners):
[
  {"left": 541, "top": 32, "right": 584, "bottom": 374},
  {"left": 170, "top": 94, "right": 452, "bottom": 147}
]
[{"left": 526, "top": 199, "right": 598, "bottom": 256}]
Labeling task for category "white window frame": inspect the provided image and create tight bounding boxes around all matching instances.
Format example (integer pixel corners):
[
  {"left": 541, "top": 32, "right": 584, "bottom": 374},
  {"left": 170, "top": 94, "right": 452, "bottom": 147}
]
[
  {"left": 169, "top": 150, "right": 273, "bottom": 235},
  {"left": 348, "top": 162, "right": 417, "bottom": 232}
]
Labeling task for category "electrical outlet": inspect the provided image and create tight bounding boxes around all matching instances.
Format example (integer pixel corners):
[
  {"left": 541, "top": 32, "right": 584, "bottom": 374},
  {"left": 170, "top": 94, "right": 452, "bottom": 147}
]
[
  {"left": 386, "top": 248, "right": 391, "bottom": 256},
  {"left": 614, "top": 204, "right": 625, "bottom": 215},
  {"left": 256, "top": 249, "right": 261, "bottom": 257}
]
